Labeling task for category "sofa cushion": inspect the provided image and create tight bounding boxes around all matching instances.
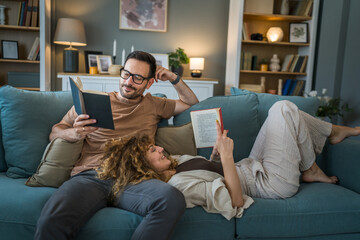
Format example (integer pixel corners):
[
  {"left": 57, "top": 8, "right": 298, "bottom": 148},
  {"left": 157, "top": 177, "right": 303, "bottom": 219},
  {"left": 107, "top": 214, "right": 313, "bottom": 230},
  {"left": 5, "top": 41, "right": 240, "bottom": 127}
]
[
  {"left": 0, "top": 119, "right": 6, "bottom": 172},
  {"left": 236, "top": 183, "right": 360, "bottom": 239},
  {"left": 26, "top": 138, "right": 83, "bottom": 188},
  {"left": 173, "top": 94, "right": 260, "bottom": 162},
  {"left": 230, "top": 87, "right": 320, "bottom": 125},
  {"left": 0, "top": 86, "right": 73, "bottom": 178},
  {"left": 155, "top": 123, "right": 196, "bottom": 156}
]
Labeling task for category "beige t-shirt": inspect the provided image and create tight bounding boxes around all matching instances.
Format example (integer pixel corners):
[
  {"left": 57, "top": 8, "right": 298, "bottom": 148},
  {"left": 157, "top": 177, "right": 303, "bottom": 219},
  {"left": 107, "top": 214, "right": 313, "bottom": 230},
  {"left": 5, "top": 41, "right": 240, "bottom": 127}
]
[{"left": 55, "top": 92, "right": 176, "bottom": 176}]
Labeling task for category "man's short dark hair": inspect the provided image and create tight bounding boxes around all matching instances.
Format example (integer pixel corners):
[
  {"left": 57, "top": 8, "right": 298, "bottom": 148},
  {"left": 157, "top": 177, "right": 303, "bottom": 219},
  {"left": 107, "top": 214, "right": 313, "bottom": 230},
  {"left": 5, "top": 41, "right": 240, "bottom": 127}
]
[{"left": 124, "top": 51, "right": 156, "bottom": 78}]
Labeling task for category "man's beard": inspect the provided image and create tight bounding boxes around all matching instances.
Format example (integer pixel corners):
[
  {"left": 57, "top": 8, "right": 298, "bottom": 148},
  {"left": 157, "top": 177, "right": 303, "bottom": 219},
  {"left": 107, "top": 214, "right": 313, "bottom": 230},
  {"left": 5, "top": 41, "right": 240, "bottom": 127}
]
[{"left": 119, "top": 83, "right": 146, "bottom": 99}]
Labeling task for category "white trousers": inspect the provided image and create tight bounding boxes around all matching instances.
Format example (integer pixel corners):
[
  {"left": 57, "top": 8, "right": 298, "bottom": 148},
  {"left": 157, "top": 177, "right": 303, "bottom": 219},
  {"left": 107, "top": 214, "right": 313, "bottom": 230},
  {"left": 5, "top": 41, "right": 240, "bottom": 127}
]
[{"left": 236, "top": 100, "right": 332, "bottom": 199}]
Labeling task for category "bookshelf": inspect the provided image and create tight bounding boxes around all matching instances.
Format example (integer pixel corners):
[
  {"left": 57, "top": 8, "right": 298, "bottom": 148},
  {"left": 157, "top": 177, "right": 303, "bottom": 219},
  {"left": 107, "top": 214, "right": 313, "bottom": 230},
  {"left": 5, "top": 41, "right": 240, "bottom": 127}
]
[
  {"left": 0, "top": 0, "right": 51, "bottom": 91},
  {"left": 225, "top": 0, "right": 319, "bottom": 96}
]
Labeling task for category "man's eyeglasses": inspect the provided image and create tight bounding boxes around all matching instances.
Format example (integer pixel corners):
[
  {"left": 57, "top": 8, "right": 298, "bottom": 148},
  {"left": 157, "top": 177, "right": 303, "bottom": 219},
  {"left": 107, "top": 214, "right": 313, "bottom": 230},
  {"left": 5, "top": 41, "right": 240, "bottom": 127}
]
[{"left": 120, "top": 68, "right": 150, "bottom": 85}]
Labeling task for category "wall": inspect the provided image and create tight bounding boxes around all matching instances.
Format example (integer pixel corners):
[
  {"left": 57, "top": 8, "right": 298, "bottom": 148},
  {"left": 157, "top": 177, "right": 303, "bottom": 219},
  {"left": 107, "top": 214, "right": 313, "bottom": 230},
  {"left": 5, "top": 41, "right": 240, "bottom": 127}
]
[
  {"left": 52, "top": 0, "right": 230, "bottom": 95},
  {"left": 314, "top": 0, "right": 360, "bottom": 140}
]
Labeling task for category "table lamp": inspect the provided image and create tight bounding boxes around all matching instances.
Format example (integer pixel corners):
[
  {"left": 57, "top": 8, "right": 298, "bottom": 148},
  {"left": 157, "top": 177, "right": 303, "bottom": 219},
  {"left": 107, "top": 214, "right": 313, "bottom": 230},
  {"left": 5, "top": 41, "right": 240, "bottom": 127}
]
[
  {"left": 266, "top": 27, "right": 284, "bottom": 43},
  {"left": 53, "top": 18, "right": 87, "bottom": 73},
  {"left": 189, "top": 57, "right": 204, "bottom": 78}
]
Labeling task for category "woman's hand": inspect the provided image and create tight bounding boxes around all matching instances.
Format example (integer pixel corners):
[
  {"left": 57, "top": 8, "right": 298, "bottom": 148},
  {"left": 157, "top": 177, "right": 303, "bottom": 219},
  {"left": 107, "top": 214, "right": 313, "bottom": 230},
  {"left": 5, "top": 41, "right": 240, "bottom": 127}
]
[
  {"left": 214, "top": 121, "right": 234, "bottom": 162},
  {"left": 72, "top": 114, "right": 98, "bottom": 140}
]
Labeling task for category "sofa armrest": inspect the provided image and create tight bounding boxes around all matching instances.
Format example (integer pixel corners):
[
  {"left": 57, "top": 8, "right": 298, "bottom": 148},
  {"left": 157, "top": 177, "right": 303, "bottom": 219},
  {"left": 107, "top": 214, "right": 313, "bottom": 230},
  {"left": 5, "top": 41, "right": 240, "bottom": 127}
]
[{"left": 317, "top": 138, "right": 360, "bottom": 194}]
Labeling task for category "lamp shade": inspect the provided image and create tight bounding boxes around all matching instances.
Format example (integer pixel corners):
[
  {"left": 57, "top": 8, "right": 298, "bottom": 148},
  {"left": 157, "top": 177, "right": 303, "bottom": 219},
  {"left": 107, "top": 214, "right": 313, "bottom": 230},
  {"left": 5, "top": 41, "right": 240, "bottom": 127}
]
[
  {"left": 189, "top": 58, "right": 204, "bottom": 70},
  {"left": 53, "top": 18, "right": 87, "bottom": 46},
  {"left": 266, "top": 27, "right": 284, "bottom": 43}
]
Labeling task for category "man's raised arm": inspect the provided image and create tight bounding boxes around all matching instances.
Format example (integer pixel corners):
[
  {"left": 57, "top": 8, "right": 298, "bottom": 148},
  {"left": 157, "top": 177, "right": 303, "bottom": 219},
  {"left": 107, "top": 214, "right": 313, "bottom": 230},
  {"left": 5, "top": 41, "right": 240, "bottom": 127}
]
[{"left": 155, "top": 66, "right": 199, "bottom": 115}]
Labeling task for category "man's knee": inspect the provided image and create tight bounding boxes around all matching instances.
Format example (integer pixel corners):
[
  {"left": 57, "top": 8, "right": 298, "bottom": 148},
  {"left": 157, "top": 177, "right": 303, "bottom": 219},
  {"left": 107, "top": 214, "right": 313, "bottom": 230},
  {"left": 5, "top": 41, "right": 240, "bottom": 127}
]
[{"left": 149, "top": 180, "right": 186, "bottom": 217}]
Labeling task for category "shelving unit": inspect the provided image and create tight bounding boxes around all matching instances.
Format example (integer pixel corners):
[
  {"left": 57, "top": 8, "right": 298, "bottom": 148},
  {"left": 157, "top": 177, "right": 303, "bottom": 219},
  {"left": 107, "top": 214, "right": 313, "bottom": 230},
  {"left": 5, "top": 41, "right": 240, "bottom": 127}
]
[
  {"left": 225, "top": 0, "right": 320, "bottom": 95},
  {"left": 0, "top": 0, "right": 51, "bottom": 91}
]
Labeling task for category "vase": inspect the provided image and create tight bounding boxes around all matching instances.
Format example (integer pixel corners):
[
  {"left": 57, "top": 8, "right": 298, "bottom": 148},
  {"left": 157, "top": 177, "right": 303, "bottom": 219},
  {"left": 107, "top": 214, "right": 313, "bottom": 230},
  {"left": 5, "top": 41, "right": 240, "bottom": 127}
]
[
  {"left": 269, "top": 54, "right": 281, "bottom": 72},
  {"left": 171, "top": 65, "right": 184, "bottom": 77},
  {"left": 280, "top": 0, "right": 289, "bottom": 15}
]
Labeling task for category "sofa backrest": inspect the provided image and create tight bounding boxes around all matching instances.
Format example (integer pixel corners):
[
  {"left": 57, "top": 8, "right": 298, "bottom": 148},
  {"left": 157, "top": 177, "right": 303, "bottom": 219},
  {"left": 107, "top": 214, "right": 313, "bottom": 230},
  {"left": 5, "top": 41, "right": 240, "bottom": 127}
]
[
  {"left": 173, "top": 94, "right": 261, "bottom": 162},
  {"left": 230, "top": 87, "right": 320, "bottom": 125},
  {"left": 0, "top": 86, "right": 73, "bottom": 178}
]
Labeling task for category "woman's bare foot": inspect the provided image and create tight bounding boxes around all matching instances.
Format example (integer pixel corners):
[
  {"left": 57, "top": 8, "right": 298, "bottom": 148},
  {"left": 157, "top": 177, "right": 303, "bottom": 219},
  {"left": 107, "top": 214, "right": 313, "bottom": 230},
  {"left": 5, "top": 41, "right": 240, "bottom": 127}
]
[
  {"left": 302, "top": 162, "right": 338, "bottom": 184},
  {"left": 329, "top": 125, "right": 360, "bottom": 145}
]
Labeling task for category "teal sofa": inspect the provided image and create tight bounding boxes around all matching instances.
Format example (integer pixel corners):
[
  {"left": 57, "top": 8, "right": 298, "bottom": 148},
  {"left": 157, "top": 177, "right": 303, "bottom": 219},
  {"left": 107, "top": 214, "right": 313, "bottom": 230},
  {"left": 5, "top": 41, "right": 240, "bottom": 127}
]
[{"left": 0, "top": 85, "right": 359, "bottom": 240}]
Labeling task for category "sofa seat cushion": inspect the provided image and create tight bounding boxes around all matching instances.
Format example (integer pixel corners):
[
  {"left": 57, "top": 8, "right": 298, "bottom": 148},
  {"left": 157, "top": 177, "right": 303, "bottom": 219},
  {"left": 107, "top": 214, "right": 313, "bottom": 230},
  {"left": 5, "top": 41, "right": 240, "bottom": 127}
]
[
  {"left": 0, "top": 86, "right": 73, "bottom": 178},
  {"left": 173, "top": 94, "right": 260, "bottom": 162},
  {"left": 236, "top": 183, "right": 360, "bottom": 239},
  {"left": 0, "top": 172, "right": 56, "bottom": 238},
  {"left": 230, "top": 87, "right": 320, "bottom": 125}
]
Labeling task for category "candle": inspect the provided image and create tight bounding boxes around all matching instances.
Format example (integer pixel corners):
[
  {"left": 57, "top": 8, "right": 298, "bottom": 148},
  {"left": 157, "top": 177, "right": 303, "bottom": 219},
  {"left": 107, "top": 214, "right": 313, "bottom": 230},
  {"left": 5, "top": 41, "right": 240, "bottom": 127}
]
[
  {"left": 131, "top": 45, "right": 134, "bottom": 52},
  {"left": 113, "top": 40, "right": 117, "bottom": 57},
  {"left": 122, "top": 49, "right": 125, "bottom": 66}
]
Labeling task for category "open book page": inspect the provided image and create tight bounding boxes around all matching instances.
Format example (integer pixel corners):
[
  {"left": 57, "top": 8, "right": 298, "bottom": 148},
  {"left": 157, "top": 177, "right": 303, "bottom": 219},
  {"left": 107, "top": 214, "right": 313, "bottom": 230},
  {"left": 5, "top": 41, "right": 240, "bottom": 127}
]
[{"left": 190, "top": 108, "right": 223, "bottom": 148}]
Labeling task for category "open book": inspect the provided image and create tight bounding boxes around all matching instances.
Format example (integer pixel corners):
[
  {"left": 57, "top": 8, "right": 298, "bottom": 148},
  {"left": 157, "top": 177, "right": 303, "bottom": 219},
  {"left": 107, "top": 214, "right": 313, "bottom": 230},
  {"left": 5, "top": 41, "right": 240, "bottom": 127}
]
[
  {"left": 190, "top": 108, "right": 224, "bottom": 148},
  {"left": 69, "top": 77, "right": 115, "bottom": 130}
]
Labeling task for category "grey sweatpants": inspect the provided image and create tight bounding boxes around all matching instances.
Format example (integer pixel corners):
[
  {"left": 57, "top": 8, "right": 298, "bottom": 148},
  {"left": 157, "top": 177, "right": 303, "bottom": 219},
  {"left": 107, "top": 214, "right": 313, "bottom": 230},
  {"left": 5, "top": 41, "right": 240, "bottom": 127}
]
[{"left": 236, "top": 100, "right": 332, "bottom": 199}]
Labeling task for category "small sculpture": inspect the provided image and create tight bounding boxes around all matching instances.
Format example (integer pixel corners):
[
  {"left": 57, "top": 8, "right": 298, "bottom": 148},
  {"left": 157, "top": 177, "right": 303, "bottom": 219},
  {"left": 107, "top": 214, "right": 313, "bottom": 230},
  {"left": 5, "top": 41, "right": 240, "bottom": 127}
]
[{"left": 269, "top": 54, "right": 281, "bottom": 72}]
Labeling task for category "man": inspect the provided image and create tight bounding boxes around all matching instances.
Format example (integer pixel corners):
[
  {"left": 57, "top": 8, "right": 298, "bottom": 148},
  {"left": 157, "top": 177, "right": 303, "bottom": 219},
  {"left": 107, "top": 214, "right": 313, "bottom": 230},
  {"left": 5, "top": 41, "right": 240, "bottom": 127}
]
[{"left": 35, "top": 51, "right": 199, "bottom": 240}]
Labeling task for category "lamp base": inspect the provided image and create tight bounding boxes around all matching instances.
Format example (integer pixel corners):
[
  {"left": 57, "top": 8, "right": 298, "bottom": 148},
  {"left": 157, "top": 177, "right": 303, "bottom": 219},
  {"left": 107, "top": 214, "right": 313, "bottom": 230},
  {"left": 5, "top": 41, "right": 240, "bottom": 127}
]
[
  {"left": 63, "top": 48, "right": 79, "bottom": 73},
  {"left": 191, "top": 70, "right": 202, "bottom": 78}
]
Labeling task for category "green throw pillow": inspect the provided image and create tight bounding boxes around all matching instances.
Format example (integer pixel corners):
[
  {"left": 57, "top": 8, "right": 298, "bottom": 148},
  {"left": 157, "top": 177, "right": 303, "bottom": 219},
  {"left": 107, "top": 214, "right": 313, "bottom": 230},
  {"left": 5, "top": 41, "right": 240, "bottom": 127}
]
[
  {"left": 26, "top": 138, "right": 83, "bottom": 188},
  {"left": 155, "top": 122, "right": 196, "bottom": 156}
]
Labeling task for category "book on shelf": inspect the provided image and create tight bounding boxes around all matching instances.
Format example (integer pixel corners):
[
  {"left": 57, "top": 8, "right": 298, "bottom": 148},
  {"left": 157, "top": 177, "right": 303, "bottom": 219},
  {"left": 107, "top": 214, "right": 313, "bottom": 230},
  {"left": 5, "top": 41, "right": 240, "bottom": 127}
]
[
  {"left": 251, "top": 55, "right": 258, "bottom": 70},
  {"left": 25, "top": 0, "right": 33, "bottom": 27},
  {"left": 282, "top": 79, "right": 293, "bottom": 95},
  {"left": 31, "top": 0, "right": 39, "bottom": 27},
  {"left": 292, "top": 80, "right": 305, "bottom": 96},
  {"left": 287, "top": 80, "right": 298, "bottom": 95},
  {"left": 27, "top": 37, "right": 40, "bottom": 60},
  {"left": 242, "top": 22, "right": 250, "bottom": 40},
  {"left": 299, "top": 55, "right": 308, "bottom": 72},
  {"left": 242, "top": 52, "right": 253, "bottom": 70},
  {"left": 293, "top": 56, "right": 305, "bottom": 72},
  {"left": 69, "top": 77, "right": 115, "bottom": 130},
  {"left": 289, "top": 55, "right": 299, "bottom": 72},
  {"left": 281, "top": 54, "right": 294, "bottom": 72},
  {"left": 190, "top": 108, "right": 224, "bottom": 148}
]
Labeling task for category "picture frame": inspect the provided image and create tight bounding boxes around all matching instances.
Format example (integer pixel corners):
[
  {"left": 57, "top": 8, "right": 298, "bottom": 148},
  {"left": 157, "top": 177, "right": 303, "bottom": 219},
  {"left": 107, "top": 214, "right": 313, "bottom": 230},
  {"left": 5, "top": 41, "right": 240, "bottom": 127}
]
[
  {"left": 1, "top": 40, "right": 19, "bottom": 59},
  {"left": 84, "top": 50, "right": 103, "bottom": 73},
  {"left": 96, "top": 55, "right": 113, "bottom": 74},
  {"left": 289, "top": 23, "right": 308, "bottom": 43},
  {"left": 119, "top": 0, "right": 167, "bottom": 32},
  {"left": 151, "top": 53, "right": 169, "bottom": 69}
]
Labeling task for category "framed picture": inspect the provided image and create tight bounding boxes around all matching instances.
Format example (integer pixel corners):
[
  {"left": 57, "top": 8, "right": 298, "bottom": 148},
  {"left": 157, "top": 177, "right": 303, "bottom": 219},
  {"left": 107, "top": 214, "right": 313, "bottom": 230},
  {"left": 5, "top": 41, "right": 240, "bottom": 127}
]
[
  {"left": 96, "top": 55, "right": 113, "bottom": 74},
  {"left": 84, "top": 51, "right": 103, "bottom": 73},
  {"left": 289, "top": 23, "right": 308, "bottom": 43},
  {"left": 151, "top": 53, "right": 169, "bottom": 69},
  {"left": 1, "top": 40, "right": 19, "bottom": 59},
  {"left": 119, "top": 0, "right": 167, "bottom": 32}
]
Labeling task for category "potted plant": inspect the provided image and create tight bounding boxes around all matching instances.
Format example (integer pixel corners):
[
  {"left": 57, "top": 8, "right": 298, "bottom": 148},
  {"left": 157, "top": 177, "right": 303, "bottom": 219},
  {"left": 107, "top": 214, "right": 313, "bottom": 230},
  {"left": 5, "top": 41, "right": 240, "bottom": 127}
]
[
  {"left": 168, "top": 47, "right": 189, "bottom": 76},
  {"left": 306, "top": 88, "right": 353, "bottom": 120}
]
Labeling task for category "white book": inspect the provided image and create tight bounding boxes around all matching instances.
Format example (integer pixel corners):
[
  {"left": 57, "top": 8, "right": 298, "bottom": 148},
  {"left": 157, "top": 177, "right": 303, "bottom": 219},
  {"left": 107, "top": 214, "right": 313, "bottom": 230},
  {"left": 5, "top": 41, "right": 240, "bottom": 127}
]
[
  {"left": 27, "top": 37, "right": 40, "bottom": 60},
  {"left": 190, "top": 108, "right": 224, "bottom": 148}
]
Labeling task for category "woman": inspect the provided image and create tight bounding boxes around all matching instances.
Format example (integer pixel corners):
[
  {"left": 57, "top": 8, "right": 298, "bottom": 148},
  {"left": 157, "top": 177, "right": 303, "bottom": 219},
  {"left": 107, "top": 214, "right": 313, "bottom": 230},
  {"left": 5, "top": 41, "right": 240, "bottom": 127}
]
[{"left": 97, "top": 101, "right": 360, "bottom": 219}]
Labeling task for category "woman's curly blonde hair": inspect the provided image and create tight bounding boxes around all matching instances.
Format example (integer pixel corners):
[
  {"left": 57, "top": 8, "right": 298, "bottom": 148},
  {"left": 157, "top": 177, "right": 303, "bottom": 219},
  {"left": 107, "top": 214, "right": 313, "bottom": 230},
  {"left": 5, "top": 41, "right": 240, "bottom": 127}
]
[{"left": 97, "top": 135, "right": 177, "bottom": 199}]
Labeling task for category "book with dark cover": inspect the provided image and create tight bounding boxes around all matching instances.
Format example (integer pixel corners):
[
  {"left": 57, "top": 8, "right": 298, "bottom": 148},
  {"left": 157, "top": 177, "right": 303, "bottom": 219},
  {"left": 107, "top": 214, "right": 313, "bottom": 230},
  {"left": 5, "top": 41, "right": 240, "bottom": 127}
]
[
  {"left": 282, "top": 79, "right": 293, "bottom": 95},
  {"left": 69, "top": 77, "right": 115, "bottom": 130},
  {"left": 287, "top": 80, "right": 298, "bottom": 96},
  {"left": 293, "top": 56, "right": 305, "bottom": 72}
]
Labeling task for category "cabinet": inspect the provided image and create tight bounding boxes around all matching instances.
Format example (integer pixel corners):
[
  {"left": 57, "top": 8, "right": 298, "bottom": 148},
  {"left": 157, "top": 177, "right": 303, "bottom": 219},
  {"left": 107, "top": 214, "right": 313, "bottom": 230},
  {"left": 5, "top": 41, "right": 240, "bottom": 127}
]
[
  {"left": 225, "top": 0, "right": 319, "bottom": 95},
  {"left": 0, "top": 0, "right": 51, "bottom": 91},
  {"left": 58, "top": 73, "right": 218, "bottom": 102}
]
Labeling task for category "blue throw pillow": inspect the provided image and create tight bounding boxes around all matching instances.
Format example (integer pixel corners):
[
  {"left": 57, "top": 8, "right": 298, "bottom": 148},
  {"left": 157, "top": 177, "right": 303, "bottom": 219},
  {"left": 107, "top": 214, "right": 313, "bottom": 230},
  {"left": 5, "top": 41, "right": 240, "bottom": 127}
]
[
  {"left": 0, "top": 86, "right": 73, "bottom": 178},
  {"left": 173, "top": 94, "right": 260, "bottom": 162},
  {"left": 230, "top": 87, "right": 320, "bottom": 125}
]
